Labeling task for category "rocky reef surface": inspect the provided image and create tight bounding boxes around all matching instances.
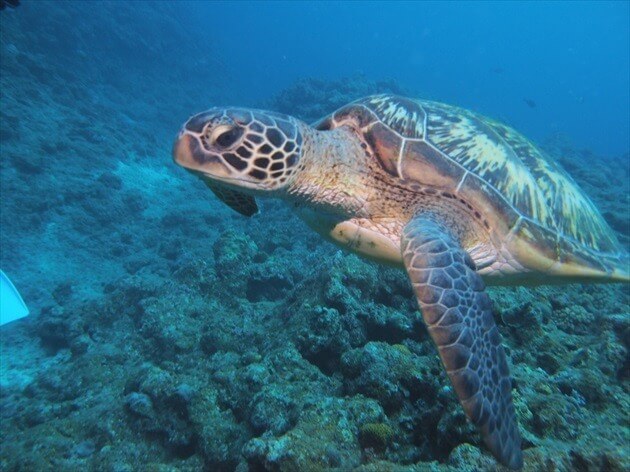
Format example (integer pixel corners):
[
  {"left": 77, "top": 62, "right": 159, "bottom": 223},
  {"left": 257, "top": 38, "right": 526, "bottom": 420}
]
[{"left": 1, "top": 5, "right": 629, "bottom": 471}]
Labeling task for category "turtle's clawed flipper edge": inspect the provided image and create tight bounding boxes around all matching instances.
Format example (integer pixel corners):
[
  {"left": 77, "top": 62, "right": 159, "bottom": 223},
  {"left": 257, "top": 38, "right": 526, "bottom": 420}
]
[{"left": 402, "top": 216, "right": 523, "bottom": 469}]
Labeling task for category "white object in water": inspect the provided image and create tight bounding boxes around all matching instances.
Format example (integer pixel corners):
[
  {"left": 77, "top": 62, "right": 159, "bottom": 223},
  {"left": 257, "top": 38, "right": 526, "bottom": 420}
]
[{"left": 0, "top": 270, "right": 29, "bottom": 326}]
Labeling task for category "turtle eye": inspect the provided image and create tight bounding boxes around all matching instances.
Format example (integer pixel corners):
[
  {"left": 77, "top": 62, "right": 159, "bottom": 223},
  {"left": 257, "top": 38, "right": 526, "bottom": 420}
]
[{"left": 212, "top": 125, "right": 243, "bottom": 148}]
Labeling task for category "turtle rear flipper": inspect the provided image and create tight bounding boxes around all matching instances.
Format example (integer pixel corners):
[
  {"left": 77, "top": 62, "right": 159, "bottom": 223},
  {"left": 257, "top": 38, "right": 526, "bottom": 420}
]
[{"left": 402, "top": 216, "right": 522, "bottom": 469}]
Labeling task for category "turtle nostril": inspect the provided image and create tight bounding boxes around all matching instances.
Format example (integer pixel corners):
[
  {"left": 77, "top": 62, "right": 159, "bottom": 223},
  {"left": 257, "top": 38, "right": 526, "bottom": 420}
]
[{"left": 214, "top": 126, "right": 243, "bottom": 148}]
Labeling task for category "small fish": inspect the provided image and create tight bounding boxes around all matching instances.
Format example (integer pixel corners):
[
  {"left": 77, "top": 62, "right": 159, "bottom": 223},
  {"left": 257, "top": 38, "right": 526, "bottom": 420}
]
[
  {"left": 523, "top": 98, "right": 537, "bottom": 108},
  {"left": 0, "top": 0, "right": 19, "bottom": 9},
  {"left": 491, "top": 67, "right": 504, "bottom": 74}
]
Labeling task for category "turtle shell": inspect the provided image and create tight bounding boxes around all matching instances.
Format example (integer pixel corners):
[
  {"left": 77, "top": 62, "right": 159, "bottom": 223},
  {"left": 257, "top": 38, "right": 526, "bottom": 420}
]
[{"left": 315, "top": 94, "right": 627, "bottom": 279}]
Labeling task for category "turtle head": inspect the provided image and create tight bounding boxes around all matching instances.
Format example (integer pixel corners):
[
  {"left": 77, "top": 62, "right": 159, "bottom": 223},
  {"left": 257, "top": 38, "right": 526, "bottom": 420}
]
[{"left": 173, "top": 108, "right": 304, "bottom": 193}]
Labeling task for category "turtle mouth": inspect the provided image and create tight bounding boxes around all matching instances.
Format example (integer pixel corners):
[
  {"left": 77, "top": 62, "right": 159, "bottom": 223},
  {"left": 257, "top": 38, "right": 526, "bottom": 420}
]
[
  {"left": 173, "top": 132, "right": 231, "bottom": 179},
  {"left": 173, "top": 132, "right": 265, "bottom": 193}
]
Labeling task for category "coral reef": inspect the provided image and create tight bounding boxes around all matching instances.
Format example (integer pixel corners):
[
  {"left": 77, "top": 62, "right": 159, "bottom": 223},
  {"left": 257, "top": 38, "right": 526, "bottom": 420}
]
[{"left": 270, "top": 76, "right": 408, "bottom": 123}]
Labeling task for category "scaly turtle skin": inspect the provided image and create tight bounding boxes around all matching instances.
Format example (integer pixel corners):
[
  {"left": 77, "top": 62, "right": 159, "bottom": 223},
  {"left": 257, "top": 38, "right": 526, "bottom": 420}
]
[{"left": 173, "top": 95, "right": 629, "bottom": 469}]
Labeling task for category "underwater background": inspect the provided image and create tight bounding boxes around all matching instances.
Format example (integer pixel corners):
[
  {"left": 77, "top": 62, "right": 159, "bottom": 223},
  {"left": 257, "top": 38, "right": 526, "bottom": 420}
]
[{"left": 0, "top": 1, "right": 628, "bottom": 471}]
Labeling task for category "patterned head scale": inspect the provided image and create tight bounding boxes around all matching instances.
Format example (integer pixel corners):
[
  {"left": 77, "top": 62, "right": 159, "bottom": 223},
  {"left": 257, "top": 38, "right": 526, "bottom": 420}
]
[{"left": 174, "top": 108, "right": 303, "bottom": 191}]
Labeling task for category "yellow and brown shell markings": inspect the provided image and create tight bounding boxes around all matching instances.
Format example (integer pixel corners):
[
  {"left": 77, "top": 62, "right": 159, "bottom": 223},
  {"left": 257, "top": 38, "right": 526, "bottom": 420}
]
[{"left": 322, "top": 94, "right": 628, "bottom": 282}]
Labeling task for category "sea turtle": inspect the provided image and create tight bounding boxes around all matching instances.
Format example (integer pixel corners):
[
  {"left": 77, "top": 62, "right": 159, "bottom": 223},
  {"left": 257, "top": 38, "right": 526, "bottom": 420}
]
[{"left": 172, "top": 94, "right": 629, "bottom": 469}]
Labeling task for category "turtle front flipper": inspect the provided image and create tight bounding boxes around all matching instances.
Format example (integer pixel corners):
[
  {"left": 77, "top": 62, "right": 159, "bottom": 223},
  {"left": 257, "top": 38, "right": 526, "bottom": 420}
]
[
  {"left": 204, "top": 180, "right": 259, "bottom": 217},
  {"left": 402, "top": 216, "right": 522, "bottom": 469}
]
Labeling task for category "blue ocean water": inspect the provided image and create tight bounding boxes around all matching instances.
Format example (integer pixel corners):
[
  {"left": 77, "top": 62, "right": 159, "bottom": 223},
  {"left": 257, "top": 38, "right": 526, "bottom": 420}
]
[
  {"left": 202, "top": 0, "right": 630, "bottom": 156},
  {"left": 0, "top": 1, "right": 628, "bottom": 471}
]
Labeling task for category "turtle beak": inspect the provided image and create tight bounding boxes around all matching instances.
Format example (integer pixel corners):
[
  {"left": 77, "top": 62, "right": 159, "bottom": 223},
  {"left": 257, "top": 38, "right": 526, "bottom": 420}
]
[
  {"left": 172, "top": 131, "right": 191, "bottom": 166},
  {"left": 172, "top": 131, "right": 231, "bottom": 178}
]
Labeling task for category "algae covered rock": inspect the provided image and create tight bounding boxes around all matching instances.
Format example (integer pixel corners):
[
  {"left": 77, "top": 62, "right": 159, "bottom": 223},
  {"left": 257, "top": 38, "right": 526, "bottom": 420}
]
[
  {"left": 213, "top": 229, "right": 259, "bottom": 280},
  {"left": 297, "top": 305, "right": 354, "bottom": 374},
  {"left": 124, "top": 392, "right": 155, "bottom": 419},
  {"left": 123, "top": 365, "right": 198, "bottom": 458},
  {"left": 341, "top": 341, "right": 440, "bottom": 412},
  {"left": 249, "top": 388, "right": 299, "bottom": 435},
  {"left": 188, "top": 386, "right": 249, "bottom": 470},
  {"left": 243, "top": 396, "right": 383, "bottom": 471},
  {"left": 359, "top": 422, "right": 395, "bottom": 451},
  {"left": 447, "top": 443, "right": 497, "bottom": 471},
  {"left": 246, "top": 254, "right": 295, "bottom": 302},
  {"left": 0, "top": 58, "right": 629, "bottom": 472}
]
